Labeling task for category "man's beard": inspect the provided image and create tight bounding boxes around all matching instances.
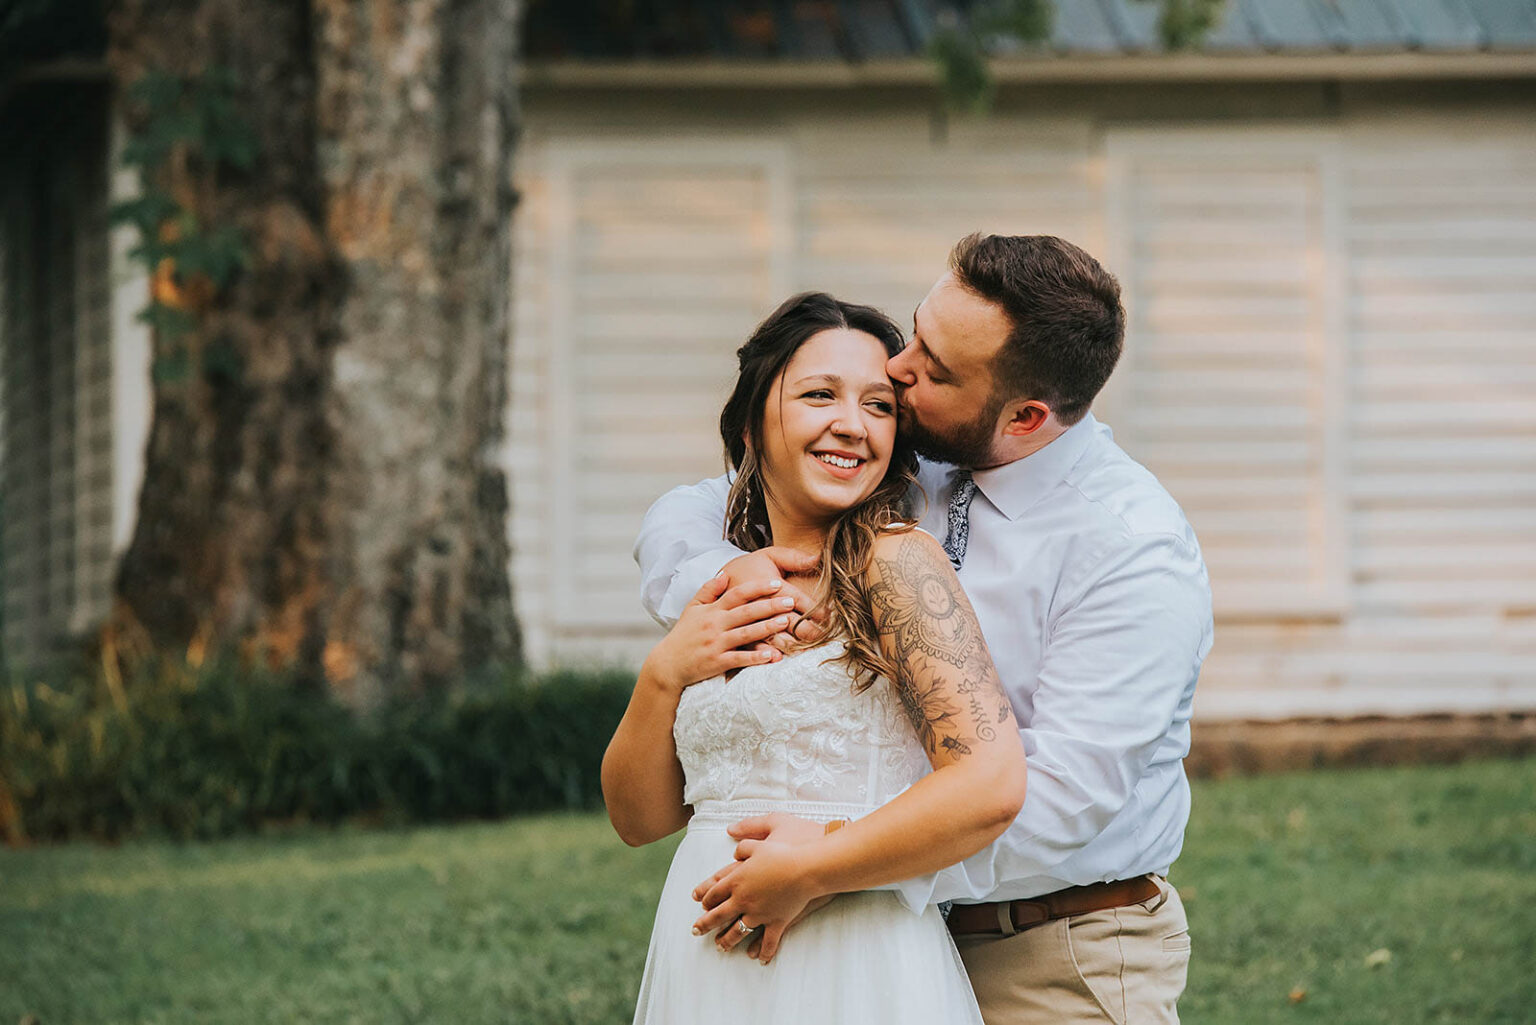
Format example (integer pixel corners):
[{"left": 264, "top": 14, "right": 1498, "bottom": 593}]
[{"left": 898, "top": 393, "right": 1004, "bottom": 469}]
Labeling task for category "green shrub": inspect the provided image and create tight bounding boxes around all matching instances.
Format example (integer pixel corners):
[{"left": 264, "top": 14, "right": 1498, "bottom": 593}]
[
  {"left": 0, "top": 657, "right": 637, "bottom": 843},
  {"left": 362, "top": 667, "right": 637, "bottom": 822}
]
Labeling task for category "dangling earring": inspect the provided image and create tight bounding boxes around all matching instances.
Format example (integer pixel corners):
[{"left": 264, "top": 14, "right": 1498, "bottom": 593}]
[
  {"left": 727, "top": 448, "right": 771, "bottom": 549},
  {"left": 726, "top": 448, "right": 760, "bottom": 548}
]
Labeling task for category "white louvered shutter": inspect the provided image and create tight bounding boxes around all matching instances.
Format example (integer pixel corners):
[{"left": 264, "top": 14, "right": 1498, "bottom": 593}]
[
  {"left": 1107, "top": 131, "right": 1347, "bottom": 617},
  {"left": 1346, "top": 126, "right": 1536, "bottom": 615},
  {"left": 541, "top": 142, "right": 790, "bottom": 657},
  {"left": 794, "top": 118, "right": 1098, "bottom": 319}
]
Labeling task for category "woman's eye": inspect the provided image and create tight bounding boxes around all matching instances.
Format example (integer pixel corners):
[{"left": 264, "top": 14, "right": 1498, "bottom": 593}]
[
  {"left": 868, "top": 400, "right": 895, "bottom": 414},
  {"left": 803, "top": 389, "right": 833, "bottom": 400}
]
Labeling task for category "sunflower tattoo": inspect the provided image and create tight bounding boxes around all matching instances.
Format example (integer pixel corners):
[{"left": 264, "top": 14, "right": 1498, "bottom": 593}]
[{"left": 892, "top": 655, "right": 964, "bottom": 756}]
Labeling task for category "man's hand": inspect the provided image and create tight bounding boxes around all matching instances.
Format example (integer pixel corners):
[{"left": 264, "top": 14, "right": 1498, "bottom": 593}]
[
  {"left": 729, "top": 812, "right": 827, "bottom": 854},
  {"left": 691, "top": 813, "right": 826, "bottom": 908},
  {"left": 720, "top": 548, "right": 828, "bottom": 652}
]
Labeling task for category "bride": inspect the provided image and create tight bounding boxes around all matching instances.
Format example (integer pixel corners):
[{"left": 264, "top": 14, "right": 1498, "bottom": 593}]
[{"left": 602, "top": 292, "right": 1027, "bottom": 1025}]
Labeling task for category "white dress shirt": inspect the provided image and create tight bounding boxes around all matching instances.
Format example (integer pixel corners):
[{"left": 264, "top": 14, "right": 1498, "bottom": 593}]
[{"left": 633, "top": 414, "right": 1213, "bottom": 907}]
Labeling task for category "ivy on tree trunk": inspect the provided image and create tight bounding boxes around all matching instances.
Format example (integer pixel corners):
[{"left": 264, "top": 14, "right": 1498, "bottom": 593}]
[{"left": 106, "top": 0, "right": 523, "bottom": 696}]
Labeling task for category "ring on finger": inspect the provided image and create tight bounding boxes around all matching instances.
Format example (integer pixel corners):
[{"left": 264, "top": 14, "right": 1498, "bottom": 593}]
[{"left": 735, "top": 918, "right": 753, "bottom": 938}]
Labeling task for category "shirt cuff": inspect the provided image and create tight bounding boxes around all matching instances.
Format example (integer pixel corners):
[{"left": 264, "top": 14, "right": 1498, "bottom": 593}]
[
  {"left": 883, "top": 872, "right": 942, "bottom": 915},
  {"left": 654, "top": 548, "right": 738, "bottom": 626}
]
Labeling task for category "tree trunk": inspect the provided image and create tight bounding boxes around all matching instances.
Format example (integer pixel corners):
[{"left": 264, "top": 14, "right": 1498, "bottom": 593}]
[
  {"left": 314, "top": 0, "right": 523, "bottom": 693},
  {"left": 105, "top": 0, "right": 522, "bottom": 694}
]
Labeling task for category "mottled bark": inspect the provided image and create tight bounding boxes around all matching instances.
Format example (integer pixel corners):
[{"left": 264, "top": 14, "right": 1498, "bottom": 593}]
[
  {"left": 106, "top": 0, "right": 338, "bottom": 678},
  {"left": 314, "top": 0, "right": 523, "bottom": 692},
  {"left": 105, "top": 0, "right": 522, "bottom": 693}
]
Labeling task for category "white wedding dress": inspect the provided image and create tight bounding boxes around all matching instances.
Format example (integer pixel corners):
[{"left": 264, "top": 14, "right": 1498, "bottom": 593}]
[{"left": 631, "top": 640, "right": 984, "bottom": 1025}]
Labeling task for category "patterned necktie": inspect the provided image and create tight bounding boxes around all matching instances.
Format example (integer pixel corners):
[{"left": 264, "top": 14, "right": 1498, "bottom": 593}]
[{"left": 941, "top": 470, "right": 978, "bottom": 570}]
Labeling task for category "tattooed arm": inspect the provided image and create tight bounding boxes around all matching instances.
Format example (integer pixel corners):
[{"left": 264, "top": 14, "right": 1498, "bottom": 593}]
[
  {"left": 690, "top": 530, "right": 1026, "bottom": 960},
  {"left": 807, "top": 528, "right": 1027, "bottom": 874},
  {"left": 868, "top": 529, "right": 1018, "bottom": 765}
]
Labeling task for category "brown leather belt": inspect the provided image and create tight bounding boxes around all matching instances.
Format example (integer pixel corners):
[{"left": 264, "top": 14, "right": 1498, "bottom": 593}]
[{"left": 946, "top": 875, "right": 1162, "bottom": 937}]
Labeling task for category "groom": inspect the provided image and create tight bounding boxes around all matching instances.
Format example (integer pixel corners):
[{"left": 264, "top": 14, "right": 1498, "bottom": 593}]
[{"left": 634, "top": 233, "right": 1212, "bottom": 1024}]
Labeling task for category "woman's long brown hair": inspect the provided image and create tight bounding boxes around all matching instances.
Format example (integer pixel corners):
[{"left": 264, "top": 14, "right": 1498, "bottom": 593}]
[{"left": 719, "top": 292, "right": 922, "bottom": 692}]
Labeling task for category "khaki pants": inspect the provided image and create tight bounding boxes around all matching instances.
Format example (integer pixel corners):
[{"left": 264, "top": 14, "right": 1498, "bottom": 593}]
[{"left": 953, "top": 878, "right": 1191, "bottom": 1025}]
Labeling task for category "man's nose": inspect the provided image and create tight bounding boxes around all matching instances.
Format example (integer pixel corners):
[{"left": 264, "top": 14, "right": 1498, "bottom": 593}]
[{"left": 887, "top": 348, "right": 916, "bottom": 385}]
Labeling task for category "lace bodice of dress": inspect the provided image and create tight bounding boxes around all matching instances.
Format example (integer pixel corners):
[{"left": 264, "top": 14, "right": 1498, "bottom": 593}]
[{"left": 673, "top": 641, "right": 930, "bottom": 810}]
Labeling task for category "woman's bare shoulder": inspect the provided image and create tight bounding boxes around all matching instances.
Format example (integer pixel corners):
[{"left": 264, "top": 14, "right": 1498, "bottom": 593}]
[{"left": 869, "top": 524, "right": 950, "bottom": 575}]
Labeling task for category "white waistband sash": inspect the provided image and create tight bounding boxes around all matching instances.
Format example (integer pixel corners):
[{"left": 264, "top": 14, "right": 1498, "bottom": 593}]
[{"left": 687, "top": 798, "right": 873, "bottom": 831}]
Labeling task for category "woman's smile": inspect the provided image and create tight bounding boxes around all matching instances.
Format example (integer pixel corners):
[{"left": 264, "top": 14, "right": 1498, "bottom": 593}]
[{"left": 811, "top": 449, "right": 867, "bottom": 478}]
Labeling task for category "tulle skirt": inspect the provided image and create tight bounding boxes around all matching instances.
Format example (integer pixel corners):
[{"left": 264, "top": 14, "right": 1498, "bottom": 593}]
[{"left": 632, "top": 802, "right": 983, "bottom": 1025}]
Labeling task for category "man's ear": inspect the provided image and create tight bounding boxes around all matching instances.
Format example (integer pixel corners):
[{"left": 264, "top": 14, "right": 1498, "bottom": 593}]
[{"left": 1001, "top": 401, "right": 1052, "bottom": 437}]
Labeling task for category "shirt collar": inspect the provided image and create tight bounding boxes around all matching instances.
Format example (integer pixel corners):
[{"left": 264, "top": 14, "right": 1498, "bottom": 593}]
[{"left": 969, "top": 412, "right": 1102, "bottom": 521}]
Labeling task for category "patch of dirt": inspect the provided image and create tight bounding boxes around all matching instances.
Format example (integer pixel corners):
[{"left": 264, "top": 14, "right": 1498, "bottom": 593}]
[{"left": 1186, "top": 713, "right": 1536, "bottom": 777}]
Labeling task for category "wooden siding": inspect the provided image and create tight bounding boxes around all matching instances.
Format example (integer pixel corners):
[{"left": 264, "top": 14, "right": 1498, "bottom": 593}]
[
  {"left": 792, "top": 118, "right": 1099, "bottom": 315},
  {"left": 1107, "top": 129, "right": 1349, "bottom": 619},
  {"left": 510, "top": 140, "right": 791, "bottom": 663},
  {"left": 508, "top": 102, "right": 1536, "bottom": 719},
  {"left": 1105, "top": 118, "right": 1536, "bottom": 718}
]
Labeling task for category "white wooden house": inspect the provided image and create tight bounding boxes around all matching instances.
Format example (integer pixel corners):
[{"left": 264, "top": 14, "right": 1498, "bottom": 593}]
[{"left": 4, "top": 0, "right": 1536, "bottom": 720}]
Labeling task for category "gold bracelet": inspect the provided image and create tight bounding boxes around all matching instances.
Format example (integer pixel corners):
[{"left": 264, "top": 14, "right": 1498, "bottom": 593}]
[{"left": 824, "top": 818, "right": 850, "bottom": 836}]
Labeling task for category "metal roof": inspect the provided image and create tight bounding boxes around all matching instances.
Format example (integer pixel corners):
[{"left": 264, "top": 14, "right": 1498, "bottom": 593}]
[{"left": 525, "top": 0, "right": 1536, "bottom": 62}]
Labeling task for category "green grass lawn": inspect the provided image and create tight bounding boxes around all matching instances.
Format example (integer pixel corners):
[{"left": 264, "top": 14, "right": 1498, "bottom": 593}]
[{"left": 4, "top": 758, "right": 1533, "bottom": 1025}]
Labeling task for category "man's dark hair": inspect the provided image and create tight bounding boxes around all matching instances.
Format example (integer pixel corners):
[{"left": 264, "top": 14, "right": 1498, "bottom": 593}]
[{"left": 948, "top": 233, "right": 1125, "bottom": 426}]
